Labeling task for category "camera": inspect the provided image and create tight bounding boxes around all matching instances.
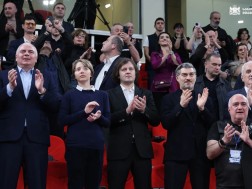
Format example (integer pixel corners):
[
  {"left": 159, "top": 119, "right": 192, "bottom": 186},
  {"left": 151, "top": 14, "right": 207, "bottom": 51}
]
[
  {"left": 123, "top": 26, "right": 129, "bottom": 34},
  {"left": 195, "top": 22, "right": 201, "bottom": 28}
]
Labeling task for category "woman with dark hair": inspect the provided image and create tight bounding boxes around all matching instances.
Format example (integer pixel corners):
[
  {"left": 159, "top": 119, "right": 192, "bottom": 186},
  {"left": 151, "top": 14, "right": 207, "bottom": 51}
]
[
  {"left": 171, "top": 23, "right": 190, "bottom": 63},
  {"left": 236, "top": 28, "right": 252, "bottom": 51},
  {"left": 150, "top": 32, "right": 182, "bottom": 111},
  {"left": 58, "top": 59, "right": 110, "bottom": 189},
  {"left": 62, "top": 28, "right": 97, "bottom": 80}
]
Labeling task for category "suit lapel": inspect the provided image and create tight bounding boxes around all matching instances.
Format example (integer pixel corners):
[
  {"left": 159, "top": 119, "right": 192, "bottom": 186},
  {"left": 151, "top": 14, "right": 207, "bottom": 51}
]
[
  {"left": 101, "top": 57, "right": 120, "bottom": 85},
  {"left": 92, "top": 63, "right": 104, "bottom": 83},
  {"left": 115, "top": 86, "right": 128, "bottom": 108}
]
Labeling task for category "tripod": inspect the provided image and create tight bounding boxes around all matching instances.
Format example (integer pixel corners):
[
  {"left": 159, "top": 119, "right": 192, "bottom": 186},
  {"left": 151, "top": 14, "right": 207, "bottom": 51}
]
[{"left": 67, "top": 0, "right": 110, "bottom": 31}]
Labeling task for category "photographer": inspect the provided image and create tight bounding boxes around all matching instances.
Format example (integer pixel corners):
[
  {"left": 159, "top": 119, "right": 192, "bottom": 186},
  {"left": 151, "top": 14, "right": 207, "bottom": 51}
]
[{"left": 207, "top": 94, "right": 252, "bottom": 189}]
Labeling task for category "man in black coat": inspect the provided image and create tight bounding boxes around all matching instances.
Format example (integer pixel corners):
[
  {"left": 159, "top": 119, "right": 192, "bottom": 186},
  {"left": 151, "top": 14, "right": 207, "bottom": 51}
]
[
  {"left": 161, "top": 62, "right": 215, "bottom": 189},
  {"left": 194, "top": 53, "right": 232, "bottom": 121},
  {"left": 107, "top": 58, "right": 159, "bottom": 189}
]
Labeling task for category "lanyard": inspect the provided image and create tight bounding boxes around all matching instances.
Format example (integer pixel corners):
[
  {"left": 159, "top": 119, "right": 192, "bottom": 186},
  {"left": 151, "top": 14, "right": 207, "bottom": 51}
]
[{"left": 233, "top": 134, "right": 241, "bottom": 150}]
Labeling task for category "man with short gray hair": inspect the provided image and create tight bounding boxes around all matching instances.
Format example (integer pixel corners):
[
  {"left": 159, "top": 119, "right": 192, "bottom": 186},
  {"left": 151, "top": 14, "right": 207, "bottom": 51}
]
[{"left": 207, "top": 93, "right": 252, "bottom": 188}]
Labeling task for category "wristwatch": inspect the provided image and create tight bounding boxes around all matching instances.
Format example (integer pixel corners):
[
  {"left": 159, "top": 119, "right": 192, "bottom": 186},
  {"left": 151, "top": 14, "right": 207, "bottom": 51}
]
[{"left": 219, "top": 139, "right": 227, "bottom": 148}]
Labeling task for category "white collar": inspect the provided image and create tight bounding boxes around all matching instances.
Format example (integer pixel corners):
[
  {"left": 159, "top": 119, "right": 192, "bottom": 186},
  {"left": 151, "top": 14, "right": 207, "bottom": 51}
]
[
  {"left": 120, "top": 84, "right": 135, "bottom": 92},
  {"left": 76, "top": 85, "right": 96, "bottom": 92}
]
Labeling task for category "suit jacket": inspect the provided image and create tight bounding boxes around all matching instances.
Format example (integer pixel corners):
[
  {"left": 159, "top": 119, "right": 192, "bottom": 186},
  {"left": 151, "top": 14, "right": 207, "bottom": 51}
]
[
  {"left": 161, "top": 89, "right": 215, "bottom": 161},
  {"left": 107, "top": 85, "right": 160, "bottom": 160},
  {"left": 6, "top": 38, "right": 25, "bottom": 62},
  {"left": 91, "top": 56, "right": 122, "bottom": 91},
  {"left": 0, "top": 69, "right": 60, "bottom": 145}
]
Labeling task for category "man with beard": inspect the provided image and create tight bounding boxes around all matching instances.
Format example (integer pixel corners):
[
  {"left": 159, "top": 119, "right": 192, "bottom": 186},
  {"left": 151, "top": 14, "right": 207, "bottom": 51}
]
[
  {"left": 161, "top": 62, "right": 215, "bottom": 189},
  {"left": 202, "top": 11, "right": 235, "bottom": 60},
  {"left": 194, "top": 53, "right": 231, "bottom": 121}
]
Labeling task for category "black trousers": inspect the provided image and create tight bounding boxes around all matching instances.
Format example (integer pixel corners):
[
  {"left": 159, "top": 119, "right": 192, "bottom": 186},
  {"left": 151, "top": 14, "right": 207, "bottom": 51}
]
[
  {"left": 164, "top": 158, "right": 211, "bottom": 189},
  {"left": 107, "top": 143, "right": 152, "bottom": 189},
  {"left": 65, "top": 146, "right": 103, "bottom": 189},
  {"left": 0, "top": 128, "right": 48, "bottom": 189}
]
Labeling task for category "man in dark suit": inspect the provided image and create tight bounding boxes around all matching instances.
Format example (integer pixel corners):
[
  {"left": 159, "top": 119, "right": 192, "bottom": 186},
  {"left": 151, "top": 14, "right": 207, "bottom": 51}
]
[
  {"left": 107, "top": 58, "right": 160, "bottom": 189},
  {"left": 161, "top": 63, "right": 215, "bottom": 189},
  {"left": 92, "top": 35, "right": 123, "bottom": 91},
  {"left": 0, "top": 43, "right": 60, "bottom": 189}
]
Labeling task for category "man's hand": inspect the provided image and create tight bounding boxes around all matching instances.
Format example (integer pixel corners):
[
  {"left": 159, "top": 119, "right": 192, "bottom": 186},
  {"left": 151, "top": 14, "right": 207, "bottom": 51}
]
[
  {"left": 126, "top": 96, "right": 137, "bottom": 114},
  {"left": 222, "top": 123, "right": 236, "bottom": 144},
  {"left": 180, "top": 89, "right": 192, "bottom": 108},
  {"left": 84, "top": 101, "right": 99, "bottom": 114},
  {"left": 134, "top": 95, "right": 146, "bottom": 113},
  {"left": 235, "top": 120, "right": 252, "bottom": 147},
  {"left": 35, "top": 69, "right": 46, "bottom": 94},
  {"left": 197, "top": 88, "right": 209, "bottom": 111},
  {"left": 120, "top": 32, "right": 131, "bottom": 44},
  {"left": 8, "top": 69, "right": 17, "bottom": 90}
]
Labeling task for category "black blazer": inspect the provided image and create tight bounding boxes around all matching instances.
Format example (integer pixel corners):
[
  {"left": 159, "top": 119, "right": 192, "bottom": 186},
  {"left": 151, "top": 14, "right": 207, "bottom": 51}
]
[
  {"left": 161, "top": 89, "right": 214, "bottom": 161},
  {"left": 107, "top": 85, "right": 160, "bottom": 160},
  {"left": 91, "top": 56, "right": 122, "bottom": 91},
  {"left": 0, "top": 69, "right": 60, "bottom": 145}
]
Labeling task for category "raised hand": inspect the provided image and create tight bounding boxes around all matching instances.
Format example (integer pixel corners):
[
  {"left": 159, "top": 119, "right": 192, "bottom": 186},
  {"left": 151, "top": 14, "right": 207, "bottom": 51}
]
[
  {"left": 180, "top": 89, "right": 193, "bottom": 108},
  {"left": 35, "top": 69, "right": 46, "bottom": 94},
  {"left": 222, "top": 123, "right": 236, "bottom": 144},
  {"left": 8, "top": 69, "right": 17, "bottom": 90},
  {"left": 126, "top": 96, "right": 138, "bottom": 114},
  {"left": 197, "top": 88, "right": 209, "bottom": 111}
]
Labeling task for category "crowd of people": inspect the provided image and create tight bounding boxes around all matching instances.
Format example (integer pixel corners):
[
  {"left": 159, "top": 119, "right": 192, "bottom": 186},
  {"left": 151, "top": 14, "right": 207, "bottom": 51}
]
[{"left": 1, "top": 0, "right": 252, "bottom": 189}]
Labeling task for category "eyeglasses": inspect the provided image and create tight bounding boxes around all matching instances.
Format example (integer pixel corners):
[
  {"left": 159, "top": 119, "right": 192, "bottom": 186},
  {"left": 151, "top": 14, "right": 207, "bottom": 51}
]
[
  {"left": 25, "top": 22, "right": 36, "bottom": 27},
  {"left": 75, "top": 35, "right": 86, "bottom": 38}
]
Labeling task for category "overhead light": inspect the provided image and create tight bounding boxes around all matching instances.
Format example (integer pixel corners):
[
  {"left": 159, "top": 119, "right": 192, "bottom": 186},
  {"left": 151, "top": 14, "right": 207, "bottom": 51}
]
[
  {"left": 43, "top": 0, "right": 56, "bottom": 6},
  {"left": 238, "top": 20, "right": 244, "bottom": 24},
  {"left": 105, "top": 4, "right": 111, "bottom": 8}
]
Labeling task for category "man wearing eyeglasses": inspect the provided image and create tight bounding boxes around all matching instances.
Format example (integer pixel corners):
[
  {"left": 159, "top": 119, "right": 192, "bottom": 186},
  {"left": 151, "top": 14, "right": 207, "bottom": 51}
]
[
  {"left": 0, "top": 1, "right": 23, "bottom": 59},
  {"left": 161, "top": 63, "right": 215, "bottom": 189},
  {"left": 7, "top": 13, "right": 37, "bottom": 64}
]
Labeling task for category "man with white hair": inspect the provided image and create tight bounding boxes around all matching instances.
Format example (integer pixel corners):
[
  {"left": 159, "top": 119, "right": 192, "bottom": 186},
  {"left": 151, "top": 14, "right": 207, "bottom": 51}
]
[
  {"left": 207, "top": 93, "right": 252, "bottom": 188},
  {"left": 0, "top": 43, "right": 59, "bottom": 189},
  {"left": 226, "top": 61, "right": 252, "bottom": 118}
]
